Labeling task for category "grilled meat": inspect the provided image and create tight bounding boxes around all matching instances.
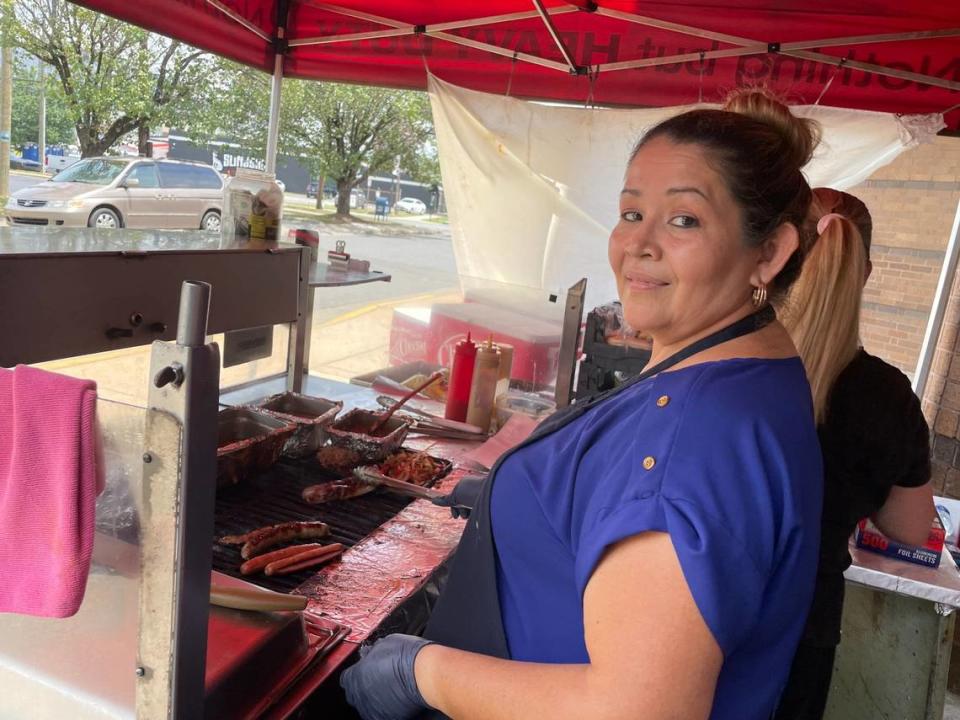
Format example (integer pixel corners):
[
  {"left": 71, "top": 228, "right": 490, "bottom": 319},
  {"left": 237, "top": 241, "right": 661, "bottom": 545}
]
[
  {"left": 302, "top": 478, "right": 375, "bottom": 505},
  {"left": 378, "top": 450, "right": 440, "bottom": 486},
  {"left": 239, "top": 543, "right": 326, "bottom": 575},
  {"left": 265, "top": 543, "right": 345, "bottom": 576},
  {"left": 219, "top": 521, "right": 331, "bottom": 559},
  {"left": 315, "top": 445, "right": 363, "bottom": 474}
]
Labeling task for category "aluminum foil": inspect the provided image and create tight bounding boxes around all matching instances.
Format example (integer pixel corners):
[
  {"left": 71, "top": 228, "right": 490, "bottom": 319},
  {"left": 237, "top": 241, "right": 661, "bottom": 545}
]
[
  {"left": 217, "top": 407, "right": 296, "bottom": 488},
  {"left": 294, "top": 472, "right": 470, "bottom": 642},
  {"left": 845, "top": 541, "right": 960, "bottom": 611},
  {"left": 253, "top": 392, "right": 343, "bottom": 459},
  {"left": 326, "top": 408, "right": 410, "bottom": 463}
]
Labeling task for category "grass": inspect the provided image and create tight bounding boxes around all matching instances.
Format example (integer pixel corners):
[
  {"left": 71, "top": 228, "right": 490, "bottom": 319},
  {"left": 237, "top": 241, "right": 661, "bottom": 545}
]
[
  {"left": 283, "top": 201, "right": 408, "bottom": 228},
  {"left": 283, "top": 199, "right": 448, "bottom": 228}
]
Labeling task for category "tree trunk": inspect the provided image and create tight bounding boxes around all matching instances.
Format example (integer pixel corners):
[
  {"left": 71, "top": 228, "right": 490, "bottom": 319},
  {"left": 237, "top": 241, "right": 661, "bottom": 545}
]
[
  {"left": 137, "top": 123, "right": 151, "bottom": 156},
  {"left": 81, "top": 137, "right": 114, "bottom": 157},
  {"left": 335, "top": 179, "right": 352, "bottom": 217},
  {"left": 315, "top": 174, "right": 324, "bottom": 209}
]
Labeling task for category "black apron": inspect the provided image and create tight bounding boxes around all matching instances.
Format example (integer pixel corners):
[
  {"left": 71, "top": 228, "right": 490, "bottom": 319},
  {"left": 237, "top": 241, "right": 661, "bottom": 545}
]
[{"left": 419, "top": 306, "right": 776, "bottom": 717}]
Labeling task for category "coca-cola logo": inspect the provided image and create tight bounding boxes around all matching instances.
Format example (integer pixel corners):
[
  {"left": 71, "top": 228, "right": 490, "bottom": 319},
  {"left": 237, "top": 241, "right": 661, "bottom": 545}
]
[{"left": 394, "top": 336, "right": 426, "bottom": 359}]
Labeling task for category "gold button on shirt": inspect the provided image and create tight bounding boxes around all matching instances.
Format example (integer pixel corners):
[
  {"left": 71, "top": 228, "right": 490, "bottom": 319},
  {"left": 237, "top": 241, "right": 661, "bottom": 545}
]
[
  {"left": 642, "top": 456, "right": 656, "bottom": 470},
  {"left": 657, "top": 395, "right": 670, "bottom": 407}
]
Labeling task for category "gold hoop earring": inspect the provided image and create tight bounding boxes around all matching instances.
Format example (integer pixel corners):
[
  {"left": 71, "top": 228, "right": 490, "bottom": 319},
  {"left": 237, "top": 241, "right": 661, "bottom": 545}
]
[{"left": 752, "top": 284, "right": 768, "bottom": 307}]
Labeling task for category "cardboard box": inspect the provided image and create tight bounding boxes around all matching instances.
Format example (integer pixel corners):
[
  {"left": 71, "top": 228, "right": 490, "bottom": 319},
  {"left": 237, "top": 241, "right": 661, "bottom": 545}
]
[{"left": 854, "top": 516, "right": 944, "bottom": 568}]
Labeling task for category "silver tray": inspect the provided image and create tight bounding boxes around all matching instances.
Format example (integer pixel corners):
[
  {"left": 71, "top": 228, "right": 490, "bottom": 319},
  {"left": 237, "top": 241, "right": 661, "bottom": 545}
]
[{"left": 253, "top": 392, "right": 343, "bottom": 458}]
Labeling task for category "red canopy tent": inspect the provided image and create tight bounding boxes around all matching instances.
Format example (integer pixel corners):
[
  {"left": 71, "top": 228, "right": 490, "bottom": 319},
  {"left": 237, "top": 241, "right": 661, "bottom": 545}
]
[
  {"left": 67, "top": 0, "right": 960, "bottom": 397},
  {"left": 72, "top": 0, "right": 959, "bottom": 127}
]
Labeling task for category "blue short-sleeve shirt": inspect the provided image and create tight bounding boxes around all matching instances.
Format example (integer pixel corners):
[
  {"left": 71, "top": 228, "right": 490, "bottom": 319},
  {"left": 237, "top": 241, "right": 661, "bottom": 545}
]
[{"left": 490, "top": 357, "right": 823, "bottom": 719}]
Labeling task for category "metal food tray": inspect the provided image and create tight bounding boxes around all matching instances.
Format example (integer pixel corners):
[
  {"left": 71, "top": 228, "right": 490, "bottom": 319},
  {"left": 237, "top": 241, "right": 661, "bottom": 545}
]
[
  {"left": 253, "top": 392, "right": 343, "bottom": 459},
  {"left": 326, "top": 408, "right": 410, "bottom": 463},
  {"left": 350, "top": 361, "right": 444, "bottom": 389},
  {"left": 217, "top": 407, "right": 297, "bottom": 488}
]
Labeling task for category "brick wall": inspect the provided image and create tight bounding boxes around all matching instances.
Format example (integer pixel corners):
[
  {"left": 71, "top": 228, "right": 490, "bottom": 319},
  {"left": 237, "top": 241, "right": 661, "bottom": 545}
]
[
  {"left": 850, "top": 136, "right": 960, "bottom": 381},
  {"left": 862, "top": 136, "right": 960, "bottom": 500}
]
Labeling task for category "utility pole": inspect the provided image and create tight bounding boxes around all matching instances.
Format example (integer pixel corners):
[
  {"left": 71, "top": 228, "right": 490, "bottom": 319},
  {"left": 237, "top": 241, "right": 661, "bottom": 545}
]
[
  {"left": 38, "top": 64, "right": 46, "bottom": 173},
  {"left": 0, "top": 29, "right": 11, "bottom": 198}
]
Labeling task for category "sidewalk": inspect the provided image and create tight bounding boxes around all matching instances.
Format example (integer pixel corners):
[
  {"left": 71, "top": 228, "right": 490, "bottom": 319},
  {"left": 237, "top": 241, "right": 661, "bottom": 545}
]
[{"left": 283, "top": 199, "right": 450, "bottom": 239}]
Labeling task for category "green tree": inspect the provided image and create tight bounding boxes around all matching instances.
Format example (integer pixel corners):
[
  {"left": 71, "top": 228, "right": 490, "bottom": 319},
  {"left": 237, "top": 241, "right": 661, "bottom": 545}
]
[
  {"left": 280, "top": 79, "right": 436, "bottom": 217},
  {"left": 12, "top": 56, "right": 75, "bottom": 147},
  {"left": 185, "top": 58, "right": 270, "bottom": 150},
  {"left": 196, "top": 63, "right": 438, "bottom": 218},
  {"left": 13, "top": 0, "right": 212, "bottom": 156}
]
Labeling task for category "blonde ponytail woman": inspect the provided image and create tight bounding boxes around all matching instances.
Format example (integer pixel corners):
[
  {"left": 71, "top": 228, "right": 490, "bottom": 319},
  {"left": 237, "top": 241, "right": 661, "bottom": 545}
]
[{"left": 774, "top": 188, "right": 936, "bottom": 720}]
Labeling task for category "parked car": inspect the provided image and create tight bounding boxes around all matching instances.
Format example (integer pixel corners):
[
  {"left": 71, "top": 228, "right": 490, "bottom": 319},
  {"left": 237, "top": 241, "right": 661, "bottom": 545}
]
[
  {"left": 5, "top": 157, "right": 224, "bottom": 230},
  {"left": 305, "top": 181, "right": 319, "bottom": 198},
  {"left": 46, "top": 153, "right": 81, "bottom": 174},
  {"left": 10, "top": 154, "right": 42, "bottom": 172},
  {"left": 395, "top": 197, "right": 427, "bottom": 214}
]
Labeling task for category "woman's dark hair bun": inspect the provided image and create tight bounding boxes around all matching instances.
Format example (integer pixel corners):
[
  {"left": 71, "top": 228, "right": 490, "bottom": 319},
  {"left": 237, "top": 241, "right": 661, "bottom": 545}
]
[{"left": 722, "top": 87, "right": 820, "bottom": 172}]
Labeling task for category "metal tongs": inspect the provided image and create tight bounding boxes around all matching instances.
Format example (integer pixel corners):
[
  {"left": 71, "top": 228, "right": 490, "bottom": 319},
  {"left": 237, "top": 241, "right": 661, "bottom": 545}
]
[
  {"left": 375, "top": 395, "right": 486, "bottom": 438},
  {"left": 352, "top": 465, "right": 447, "bottom": 501}
]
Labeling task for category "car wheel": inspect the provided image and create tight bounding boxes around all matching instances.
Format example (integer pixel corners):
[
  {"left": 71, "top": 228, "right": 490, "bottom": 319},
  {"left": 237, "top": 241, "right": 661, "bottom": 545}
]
[
  {"left": 201, "top": 210, "right": 221, "bottom": 232},
  {"left": 88, "top": 207, "right": 121, "bottom": 229}
]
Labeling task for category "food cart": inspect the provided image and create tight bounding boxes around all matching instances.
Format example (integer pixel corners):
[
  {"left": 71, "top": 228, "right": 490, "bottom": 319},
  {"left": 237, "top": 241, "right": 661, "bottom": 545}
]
[
  {"left": 0, "top": 228, "right": 476, "bottom": 719},
  {"left": 4, "top": 2, "right": 960, "bottom": 718}
]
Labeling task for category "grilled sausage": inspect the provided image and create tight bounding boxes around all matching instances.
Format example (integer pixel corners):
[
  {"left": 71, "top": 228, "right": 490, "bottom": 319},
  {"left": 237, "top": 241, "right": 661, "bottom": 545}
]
[
  {"left": 272, "top": 549, "right": 344, "bottom": 576},
  {"left": 239, "top": 543, "right": 326, "bottom": 575},
  {"left": 265, "top": 544, "right": 345, "bottom": 576},
  {"left": 228, "top": 521, "right": 331, "bottom": 560},
  {"left": 221, "top": 521, "right": 331, "bottom": 548}
]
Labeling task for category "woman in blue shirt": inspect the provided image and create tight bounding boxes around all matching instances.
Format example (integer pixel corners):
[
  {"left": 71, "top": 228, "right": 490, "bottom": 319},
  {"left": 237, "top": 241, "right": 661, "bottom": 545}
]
[{"left": 342, "top": 89, "right": 825, "bottom": 720}]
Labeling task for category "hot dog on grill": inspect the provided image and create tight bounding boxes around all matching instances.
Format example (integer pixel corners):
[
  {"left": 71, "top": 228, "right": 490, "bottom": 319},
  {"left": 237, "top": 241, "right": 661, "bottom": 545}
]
[
  {"left": 265, "top": 543, "right": 345, "bottom": 576},
  {"left": 272, "top": 548, "right": 344, "bottom": 576},
  {"left": 239, "top": 543, "right": 326, "bottom": 575},
  {"left": 219, "top": 521, "right": 331, "bottom": 559}
]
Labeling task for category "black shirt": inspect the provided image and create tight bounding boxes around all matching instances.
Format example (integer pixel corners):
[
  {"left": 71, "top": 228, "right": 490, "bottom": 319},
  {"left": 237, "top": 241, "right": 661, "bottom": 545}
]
[{"left": 802, "top": 349, "right": 931, "bottom": 646}]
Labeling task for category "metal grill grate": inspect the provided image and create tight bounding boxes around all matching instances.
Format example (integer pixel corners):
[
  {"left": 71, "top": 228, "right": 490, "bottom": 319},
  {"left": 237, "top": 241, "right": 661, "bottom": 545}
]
[{"left": 213, "top": 456, "right": 415, "bottom": 593}]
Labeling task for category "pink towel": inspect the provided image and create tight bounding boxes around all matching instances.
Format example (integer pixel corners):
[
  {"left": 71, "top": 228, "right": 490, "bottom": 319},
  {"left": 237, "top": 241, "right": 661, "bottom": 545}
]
[{"left": 0, "top": 365, "right": 101, "bottom": 618}]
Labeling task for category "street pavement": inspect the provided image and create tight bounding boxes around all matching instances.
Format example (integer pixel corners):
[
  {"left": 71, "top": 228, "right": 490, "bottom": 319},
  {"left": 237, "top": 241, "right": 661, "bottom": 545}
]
[{"left": 10, "top": 172, "right": 44, "bottom": 194}]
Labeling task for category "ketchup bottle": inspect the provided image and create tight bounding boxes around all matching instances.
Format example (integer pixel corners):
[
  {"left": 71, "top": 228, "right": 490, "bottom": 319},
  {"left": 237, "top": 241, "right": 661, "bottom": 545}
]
[{"left": 445, "top": 332, "right": 477, "bottom": 422}]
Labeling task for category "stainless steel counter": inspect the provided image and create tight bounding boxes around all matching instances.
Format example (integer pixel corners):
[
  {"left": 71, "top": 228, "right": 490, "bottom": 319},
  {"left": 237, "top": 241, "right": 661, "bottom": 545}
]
[
  {"left": 829, "top": 543, "right": 960, "bottom": 720},
  {"left": 0, "top": 226, "right": 285, "bottom": 256}
]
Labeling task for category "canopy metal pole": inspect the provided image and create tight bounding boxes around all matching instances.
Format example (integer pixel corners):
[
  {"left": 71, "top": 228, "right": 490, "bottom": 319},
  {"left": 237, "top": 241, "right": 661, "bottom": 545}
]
[
  {"left": 784, "top": 49, "right": 960, "bottom": 93},
  {"left": 266, "top": 0, "right": 290, "bottom": 175},
  {"left": 913, "top": 198, "right": 960, "bottom": 400},
  {"left": 266, "top": 46, "right": 283, "bottom": 174},
  {"left": 532, "top": 0, "right": 578, "bottom": 73}
]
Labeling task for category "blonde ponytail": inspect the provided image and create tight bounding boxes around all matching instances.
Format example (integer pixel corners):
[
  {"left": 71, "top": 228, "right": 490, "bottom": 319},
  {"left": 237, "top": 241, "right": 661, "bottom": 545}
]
[{"left": 781, "top": 215, "right": 867, "bottom": 425}]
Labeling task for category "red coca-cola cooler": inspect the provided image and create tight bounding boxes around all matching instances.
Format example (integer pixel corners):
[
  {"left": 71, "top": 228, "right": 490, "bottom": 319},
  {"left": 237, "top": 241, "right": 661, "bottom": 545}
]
[{"left": 389, "top": 303, "right": 562, "bottom": 387}]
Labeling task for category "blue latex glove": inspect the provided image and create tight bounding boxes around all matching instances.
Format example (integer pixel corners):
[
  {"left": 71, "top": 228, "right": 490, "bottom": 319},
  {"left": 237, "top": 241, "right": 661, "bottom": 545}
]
[
  {"left": 430, "top": 474, "right": 486, "bottom": 518},
  {"left": 341, "top": 634, "right": 434, "bottom": 720}
]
